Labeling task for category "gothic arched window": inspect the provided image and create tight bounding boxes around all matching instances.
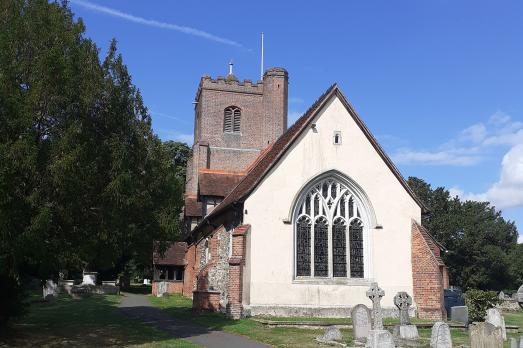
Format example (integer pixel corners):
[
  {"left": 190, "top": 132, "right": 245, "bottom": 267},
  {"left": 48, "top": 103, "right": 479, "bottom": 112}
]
[
  {"left": 294, "top": 176, "right": 368, "bottom": 279},
  {"left": 224, "top": 106, "right": 241, "bottom": 133}
]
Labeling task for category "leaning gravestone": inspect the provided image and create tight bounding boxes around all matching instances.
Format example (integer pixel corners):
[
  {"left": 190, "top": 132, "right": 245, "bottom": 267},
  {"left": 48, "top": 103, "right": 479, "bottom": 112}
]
[
  {"left": 430, "top": 322, "right": 452, "bottom": 348},
  {"left": 485, "top": 308, "right": 507, "bottom": 340},
  {"left": 469, "top": 322, "right": 502, "bottom": 348},
  {"left": 365, "top": 283, "right": 394, "bottom": 348},
  {"left": 351, "top": 304, "right": 372, "bottom": 343},
  {"left": 393, "top": 291, "right": 418, "bottom": 340},
  {"left": 43, "top": 280, "right": 58, "bottom": 300}
]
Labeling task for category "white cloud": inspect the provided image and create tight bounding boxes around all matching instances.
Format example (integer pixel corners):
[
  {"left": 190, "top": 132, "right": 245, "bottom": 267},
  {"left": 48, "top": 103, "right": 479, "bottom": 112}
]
[
  {"left": 519, "top": 235, "right": 523, "bottom": 244},
  {"left": 450, "top": 144, "right": 523, "bottom": 209},
  {"left": 393, "top": 111, "right": 523, "bottom": 166},
  {"left": 70, "top": 0, "right": 242, "bottom": 47}
]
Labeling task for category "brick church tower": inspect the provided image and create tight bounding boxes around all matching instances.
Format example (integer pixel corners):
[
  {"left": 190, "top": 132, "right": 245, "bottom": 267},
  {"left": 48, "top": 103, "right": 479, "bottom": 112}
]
[{"left": 184, "top": 66, "right": 289, "bottom": 231}]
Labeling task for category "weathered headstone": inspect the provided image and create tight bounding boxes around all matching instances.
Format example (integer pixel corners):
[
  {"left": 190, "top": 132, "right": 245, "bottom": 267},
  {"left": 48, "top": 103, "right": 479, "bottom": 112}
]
[
  {"left": 450, "top": 306, "right": 469, "bottom": 325},
  {"left": 499, "top": 291, "right": 506, "bottom": 300},
  {"left": 43, "top": 280, "right": 58, "bottom": 300},
  {"left": 351, "top": 304, "right": 372, "bottom": 343},
  {"left": 509, "top": 337, "right": 517, "bottom": 348},
  {"left": 430, "top": 322, "right": 452, "bottom": 348},
  {"left": 519, "top": 335, "right": 523, "bottom": 348},
  {"left": 485, "top": 308, "right": 507, "bottom": 340},
  {"left": 316, "top": 326, "right": 342, "bottom": 342},
  {"left": 157, "top": 281, "right": 167, "bottom": 297},
  {"left": 82, "top": 271, "right": 97, "bottom": 286},
  {"left": 518, "top": 285, "right": 523, "bottom": 308},
  {"left": 366, "top": 282, "right": 385, "bottom": 330},
  {"left": 394, "top": 291, "right": 412, "bottom": 325},
  {"left": 393, "top": 291, "right": 418, "bottom": 341},
  {"left": 365, "top": 283, "right": 394, "bottom": 348},
  {"left": 469, "top": 322, "right": 502, "bottom": 348}
]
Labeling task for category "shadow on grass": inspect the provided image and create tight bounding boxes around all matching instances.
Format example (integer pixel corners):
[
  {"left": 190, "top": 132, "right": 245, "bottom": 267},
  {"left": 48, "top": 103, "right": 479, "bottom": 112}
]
[{"left": 1, "top": 294, "right": 195, "bottom": 347}]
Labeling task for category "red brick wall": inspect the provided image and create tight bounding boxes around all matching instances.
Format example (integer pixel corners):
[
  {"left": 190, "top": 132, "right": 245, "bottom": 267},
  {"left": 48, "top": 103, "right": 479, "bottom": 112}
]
[
  {"left": 193, "top": 290, "right": 221, "bottom": 312},
  {"left": 226, "top": 225, "right": 249, "bottom": 319},
  {"left": 151, "top": 281, "right": 184, "bottom": 296},
  {"left": 411, "top": 222, "right": 446, "bottom": 320}
]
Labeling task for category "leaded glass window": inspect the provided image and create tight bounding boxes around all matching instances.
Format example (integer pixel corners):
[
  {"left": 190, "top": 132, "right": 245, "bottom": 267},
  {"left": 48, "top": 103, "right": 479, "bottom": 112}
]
[
  {"left": 294, "top": 176, "right": 368, "bottom": 279},
  {"left": 332, "top": 218, "right": 347, "bottom": 277},
  {"left": 349, "top": 219, "right": 364, "bottom": 278},
  {"left": 314, "top": 217, "right": 329, "bottom": 277},
  {"left": 296, "top": 216, "right": 311, "bottom": 276}
]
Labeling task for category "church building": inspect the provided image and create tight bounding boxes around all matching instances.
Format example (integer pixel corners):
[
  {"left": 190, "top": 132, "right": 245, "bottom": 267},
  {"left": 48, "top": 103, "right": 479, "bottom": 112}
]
[{"left": 152, "top": 66, "right": 449, "bottom": 320}]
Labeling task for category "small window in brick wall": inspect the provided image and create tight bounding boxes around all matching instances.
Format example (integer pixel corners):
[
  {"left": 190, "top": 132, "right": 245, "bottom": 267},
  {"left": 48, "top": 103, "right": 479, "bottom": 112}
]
[
  {"left": 155, "top": 265, "right": 184, "bottom": 281},
  {"left": 224, "top": 106, "right": 241, "bottom": 133}
]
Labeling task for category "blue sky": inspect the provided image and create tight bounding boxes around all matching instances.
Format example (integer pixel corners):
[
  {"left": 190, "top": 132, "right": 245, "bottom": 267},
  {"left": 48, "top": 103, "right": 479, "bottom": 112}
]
[{"left": 69, "top": 0, "right": 523, "bottom": 237}]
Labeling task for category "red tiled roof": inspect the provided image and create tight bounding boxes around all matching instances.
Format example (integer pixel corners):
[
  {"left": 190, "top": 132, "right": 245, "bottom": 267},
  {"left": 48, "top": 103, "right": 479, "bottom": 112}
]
[
  {"left": 153, "top": 242, "right": 187, "bottom": 266},
  {"left": 199, "top": 170, "right": 245, "bottom": 197},
  {"left": 191, "top": 84, "right": 429, "bottom": 235},
  {"left": 185, "top": 196, "right": 203, "bottom": 217},
  {"left": 413, "top": 221, "right": 445, "bottom": 266}
]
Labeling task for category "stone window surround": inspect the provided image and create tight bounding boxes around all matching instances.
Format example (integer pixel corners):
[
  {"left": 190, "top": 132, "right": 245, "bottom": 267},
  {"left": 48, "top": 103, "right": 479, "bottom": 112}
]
[{"left": 290, "top": 170, "right": 377, "bottom": 282}]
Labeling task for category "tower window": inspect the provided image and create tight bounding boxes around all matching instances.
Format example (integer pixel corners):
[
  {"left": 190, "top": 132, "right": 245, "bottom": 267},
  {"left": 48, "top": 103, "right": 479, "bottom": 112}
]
[{"left": 224, "top": 106, "right": 241, "bottom": 133}]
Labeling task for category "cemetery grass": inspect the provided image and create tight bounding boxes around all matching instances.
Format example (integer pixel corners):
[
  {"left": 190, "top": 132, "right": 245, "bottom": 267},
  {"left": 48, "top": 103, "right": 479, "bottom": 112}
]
[
  {"left": 150, "top": 294, "right": 474, "bottom": 347},
  {"left": 1, "top": 292, "right": 198, "bottom": 347}
]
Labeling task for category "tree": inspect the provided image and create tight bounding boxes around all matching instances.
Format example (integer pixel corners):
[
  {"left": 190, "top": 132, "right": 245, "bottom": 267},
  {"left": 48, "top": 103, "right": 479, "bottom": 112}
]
[
  {"left": 0, "top": 0, "right": 184, "bottom": 325},
  {"left": 407, "top": 177, "right": 519, "bottom": 291}
]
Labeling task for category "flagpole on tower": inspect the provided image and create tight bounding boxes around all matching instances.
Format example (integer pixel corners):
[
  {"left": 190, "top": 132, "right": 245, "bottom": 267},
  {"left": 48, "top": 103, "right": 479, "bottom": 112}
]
[{"left": 260, "top": 32, "right": 264, "bottom": 80}]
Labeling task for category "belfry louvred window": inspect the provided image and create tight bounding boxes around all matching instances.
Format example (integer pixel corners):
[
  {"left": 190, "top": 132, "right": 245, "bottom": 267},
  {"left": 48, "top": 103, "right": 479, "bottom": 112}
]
[
  {"left": 224, "top": 106, "right": 241, "bottom": 133},
  {"left": 294, "top": 177, "right": 366, "bottom": 279}
]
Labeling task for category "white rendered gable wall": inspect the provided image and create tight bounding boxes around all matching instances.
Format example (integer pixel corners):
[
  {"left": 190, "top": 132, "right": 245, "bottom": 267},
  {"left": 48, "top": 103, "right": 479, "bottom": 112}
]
[{"left": 242, "top": 95, "right": 422, "bottom": 311}]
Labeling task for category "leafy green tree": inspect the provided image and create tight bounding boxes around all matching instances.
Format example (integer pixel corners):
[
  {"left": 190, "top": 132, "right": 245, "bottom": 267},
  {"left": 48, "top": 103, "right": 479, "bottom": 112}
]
[
  {"left": 407, "top": 177, "right": 519, "bottom": 291},
  {"left": 0, "top": 0, "right": 184, "bottom": 324},
  {"left": 162, "top": 141, "right": 192, "bottom": 180}
]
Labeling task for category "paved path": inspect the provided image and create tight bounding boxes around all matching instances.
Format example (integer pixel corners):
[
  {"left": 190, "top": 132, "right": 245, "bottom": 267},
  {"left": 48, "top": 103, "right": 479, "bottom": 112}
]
[{"left": 119, "top": 292, "right": 270, "bottom": 348}]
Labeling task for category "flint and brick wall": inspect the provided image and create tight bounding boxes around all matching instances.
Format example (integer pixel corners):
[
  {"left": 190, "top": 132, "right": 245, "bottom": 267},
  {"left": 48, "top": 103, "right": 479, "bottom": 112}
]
[{"left": 411, "top": 222, "right": 447, "bottom": 320}]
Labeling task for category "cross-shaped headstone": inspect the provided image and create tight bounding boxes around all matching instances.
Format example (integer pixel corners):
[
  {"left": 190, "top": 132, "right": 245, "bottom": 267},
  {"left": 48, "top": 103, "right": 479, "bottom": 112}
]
[
  {"left": 366, "top": 282, "right": 385, "bottom": 330},
  {"left": 394, "top": 291, "right": 412, "bottom": 325}
]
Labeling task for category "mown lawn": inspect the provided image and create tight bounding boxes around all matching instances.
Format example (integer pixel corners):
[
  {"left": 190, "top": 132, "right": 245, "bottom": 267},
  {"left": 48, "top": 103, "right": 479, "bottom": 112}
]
[
  {"left": 150, "top": 293, "right": 523, "bottom": 348},
  {"left": 1, "top": 293, "right": 198, "bottom": 347}
]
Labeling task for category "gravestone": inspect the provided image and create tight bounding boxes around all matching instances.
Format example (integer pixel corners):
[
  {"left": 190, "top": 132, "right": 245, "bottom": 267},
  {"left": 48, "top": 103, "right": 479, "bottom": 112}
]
[
  {"left": 157, "top": 281, "right": 167, "bottom": 297},
  {"left": 430, "top": 322, "right": 452, "bottom": 348},
  {"left": 393, "top": 291, "right": 418, "bottom": 340},
  {"left": 365, "top": 283, "right": 394, "bottom": 348},
  {"left": 351, "top": 304, "right": 372, "bottom": 343},
  {"left": 518, "top": 285, "right": 523, "bottom": 308},
  {"left": 509, "top": 337, "right": 517, "bottom": 348},
  {"left": 450, "top": 306, "right": 469, "bottom": 325},
  {"left": 316, "top": 326, "right": 342, "bottom": 343},
  {"left": 499, "top": 291, "right": 506, "bottom": 300},
  {"left": 469, "top": 322, "right": 502, "bottom": 348},
  {"left": 519, "top": 335, "right": 523, "bottom": 348},
  {"left": 366, "top": 282, "right": 385, "bottom": 330},
  {"left": 82, "top": 271, "right": 97, "bottom": 286},
  {"left": 43, "top": 280, "right": 58, "bottom": 300},
  {"left": 485, "top": 308, "right": 507, "bottom": 340}
]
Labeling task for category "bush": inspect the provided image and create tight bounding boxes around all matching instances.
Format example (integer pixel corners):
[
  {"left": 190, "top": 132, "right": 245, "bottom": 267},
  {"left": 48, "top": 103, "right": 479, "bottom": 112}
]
[
  {"left": 464, "top": 289, "right": 502, "bottom": 322},
  {"left": 0, "top": 274, "right": 26, "bottom": 330}
]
